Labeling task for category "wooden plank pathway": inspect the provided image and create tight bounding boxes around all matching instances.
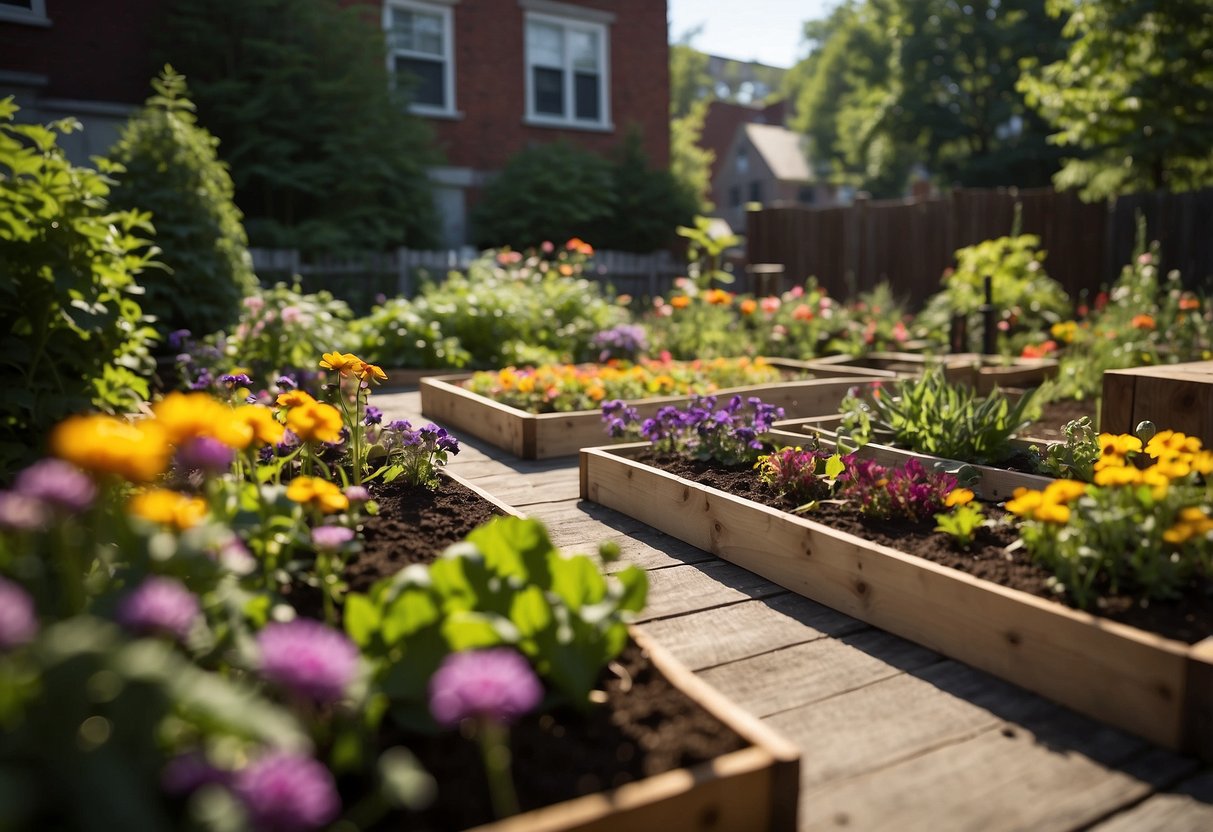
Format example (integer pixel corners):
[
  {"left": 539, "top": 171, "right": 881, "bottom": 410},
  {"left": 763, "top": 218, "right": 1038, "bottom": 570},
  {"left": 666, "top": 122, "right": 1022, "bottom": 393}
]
[{"left": 377, "top": 389, "right": 1213, "bottom": 831}]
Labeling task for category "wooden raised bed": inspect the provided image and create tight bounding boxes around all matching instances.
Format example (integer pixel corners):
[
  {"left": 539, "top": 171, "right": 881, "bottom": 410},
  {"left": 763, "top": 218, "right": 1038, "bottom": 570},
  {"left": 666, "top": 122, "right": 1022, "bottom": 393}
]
[
  {"left": 421, "top": 367, "right": 871, "bottom": 459},
  {"left": 768, "top": 418, "right": 1054, "bottom": 502},
  {"left": 804, "top": 351, "right": 1057, "bottom": 393},
  {"left": 579, "top": 443, "right": 1213, "bottom": 760},
  {"left": 1102, "top": 361, "right": 1213, "bottom": 445},
  {"left": 479, "top": 626, "right": 800, "bottom": 832},
  {"left": 441, "top": 475, "right": 801, "bottom": 831}
]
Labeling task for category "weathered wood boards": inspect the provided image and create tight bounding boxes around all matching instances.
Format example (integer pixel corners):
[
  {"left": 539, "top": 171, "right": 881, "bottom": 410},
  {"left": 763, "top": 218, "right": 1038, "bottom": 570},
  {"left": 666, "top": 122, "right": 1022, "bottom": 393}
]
[
  {"left": 1102, "top": 361, "right": 1213, "bottom": 445},
  {"left": 579, "top": 443, "right": 1213, "bottom": 760},
  {"left": 474, "top": 627, "right": 801, "bottom": 832},
  {"left": 421, "top": 370, "right": 871, "bottom": 459}
]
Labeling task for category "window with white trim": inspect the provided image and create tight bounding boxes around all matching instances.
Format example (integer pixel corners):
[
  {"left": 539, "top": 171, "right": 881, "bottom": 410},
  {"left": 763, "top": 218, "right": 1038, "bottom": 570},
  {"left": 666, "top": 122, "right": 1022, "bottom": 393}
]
[
  {"left": 384, "top": 0, "right": 455, "bottom": 115},
  {"left": 0, "top": 0, "right": 49, "bottom": 25},
  {"left": 524, "top": 13, "right": 609, "bottom": 128}
]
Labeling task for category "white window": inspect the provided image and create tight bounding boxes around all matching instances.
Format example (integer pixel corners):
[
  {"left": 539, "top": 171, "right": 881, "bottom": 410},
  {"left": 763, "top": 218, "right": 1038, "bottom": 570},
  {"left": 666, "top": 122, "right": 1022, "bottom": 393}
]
[
  {"left": 0, "top": 0, "right": 49, "bottom": 25},
  {"left": 384, "top": 0, "right": 456, "bottom": 116},
  {"left": 524, "top": 12, "right": 610, "bottom": 129}
]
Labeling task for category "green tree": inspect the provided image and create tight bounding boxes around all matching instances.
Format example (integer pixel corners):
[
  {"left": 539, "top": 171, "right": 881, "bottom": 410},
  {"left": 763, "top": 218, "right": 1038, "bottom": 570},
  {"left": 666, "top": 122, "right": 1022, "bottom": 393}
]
[
  {"left": 107, "top": 67, "right": 257, "bottom": 345},
  {"left": 593, "top": 129, "right": 698, "bottom": 252},
  {"left": 670, "top": 30, "right": 713, "bottom": 120},
  {"left": 1018, "top": 0, "right": 1213, "bottom": 199},
  {"left": 156, "top": 0, "right": 438, "bottom": 254},
  {"left": 670, "top": 98, "right": 715, "bottom": 213},
  {"left": 0, "top": 99, "right": 157, "bottom": 470}
]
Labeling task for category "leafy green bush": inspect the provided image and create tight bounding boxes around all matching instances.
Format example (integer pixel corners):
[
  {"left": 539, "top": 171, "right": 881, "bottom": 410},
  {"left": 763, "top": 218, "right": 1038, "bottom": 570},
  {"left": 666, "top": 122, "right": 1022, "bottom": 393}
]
[
  {"left": 0, "top": 98, "right": 158, "bottom": 470},
  {"left": 916, "top": 223, "right": 1071, "bottom": 355},
  {"left": 591, "top": 130, "right": 698, "bottom": 252},
  {"left": 106, "top": 66, "right": 257, "bottom": 347}
]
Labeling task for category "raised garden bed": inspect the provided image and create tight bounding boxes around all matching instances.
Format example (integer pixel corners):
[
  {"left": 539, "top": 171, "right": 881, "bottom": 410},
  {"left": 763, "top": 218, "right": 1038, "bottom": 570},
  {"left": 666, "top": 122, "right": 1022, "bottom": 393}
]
[
  {"left": 421, "top": 365, "right": 869, "bottom": 459},
  {"left": 579, "top": 442, "right": 1213, "bottom": 760},
  {"left": 768, "top": 417, "right": 1053, "bottom": 502},
  {"left": 804, "top": 351, "right": 1058, "bottom": 393},
  {"left": 1102, "top": 361, "right": 1213, "bottom": 445},
  {"left": 350, "top": 470, "right": 801, "bottom": 831}
]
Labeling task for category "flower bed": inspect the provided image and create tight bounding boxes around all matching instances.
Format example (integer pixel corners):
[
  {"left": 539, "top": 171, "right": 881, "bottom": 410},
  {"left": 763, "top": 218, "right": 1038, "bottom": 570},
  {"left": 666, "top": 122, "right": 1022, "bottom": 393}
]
[
  {"left": 579, "top": 442, "right": 1213, "bottom": 759},
  {"left": 803, "top": 351, "right": 1058, "bottom": 393},
  {"left": 421, "top": 359, "right": 869, "bottom": 459}
]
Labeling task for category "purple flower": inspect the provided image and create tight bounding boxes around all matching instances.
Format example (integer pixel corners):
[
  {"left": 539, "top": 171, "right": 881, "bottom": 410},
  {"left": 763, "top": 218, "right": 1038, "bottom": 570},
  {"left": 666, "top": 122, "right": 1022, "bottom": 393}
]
[
  {"left": 429, "top": 648, "right": 544, "bottom": 727},
  {"left": 343, "top": 485, "right": 371, "bottom": 504},
  {"left": 13, "top": 459, "right": 96, "bottom": 513},
  {"left": 276, "top": 374, "right": 298, "bottom": 391},
  {"left": 363, "top": 406, "right": 382, "bottom": 426},
  {"left": 167, "top": 329, "right": 192, "bottom": 350},
  {"left": 0, "top": 577, "right": 37, "bottom": 650},
  {"left": 222, "top": 373, "right": 253, "bottom": 387},
  {"left": 0, "top": 492, "right": 48, "bottom": 531},
  {"left": 386, "top": 419, "right": 411, "bottom": 433},
  {"left": 162, "top": 751, "right": 229, "bottom": 796},
  {"left": 215, "top": 536, "right": 256, "bottom": 576},
  {"left": 257, "top": 619, "right": 358, "bottom": 703},
  {"left": 190, "top": 369, "right": 214, "bottom": 391},
  {"left": 116, "top": 576, "right": 200, "bottom": 642},
  {"left": 176, "top": 437, "right": 236, "bottom": 475},
  {"left": 311, "top": 525, "right": 355, "bottom": 551},
  {"left": 233, "top": 751, "right": 340, "bottom": 832}
]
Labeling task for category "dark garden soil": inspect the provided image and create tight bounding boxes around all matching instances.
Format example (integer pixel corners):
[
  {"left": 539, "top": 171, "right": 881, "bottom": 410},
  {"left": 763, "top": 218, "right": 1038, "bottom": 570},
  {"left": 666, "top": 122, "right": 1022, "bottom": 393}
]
[
  {"left": 1023, "top": 397, "right": 1098, "bottom": 442},
  {"left": 329, "top": 475, "right": 748, "bottom": 831},
  {"left": 639, "top": 450, "right": 1213, "bottom": 645}
]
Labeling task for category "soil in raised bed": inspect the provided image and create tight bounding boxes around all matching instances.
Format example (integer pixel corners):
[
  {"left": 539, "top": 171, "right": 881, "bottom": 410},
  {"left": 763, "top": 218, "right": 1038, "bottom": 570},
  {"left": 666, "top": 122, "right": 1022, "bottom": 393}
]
[
  {"left": 640, "top": 450, "right": 1213, "bottom": 645},
  {"left": 1023, "top": 397, "right": 1098, "bottom": 443},
  {"left": 315, "top": 475, "right": 748, "bottom": 831}
]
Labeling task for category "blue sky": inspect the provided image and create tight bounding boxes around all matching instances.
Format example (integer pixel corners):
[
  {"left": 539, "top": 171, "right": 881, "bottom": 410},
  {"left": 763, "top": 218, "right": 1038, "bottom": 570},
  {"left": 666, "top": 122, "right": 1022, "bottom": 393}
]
[{"left": 667, "top": 0, "right": 837, "bottom": 69}]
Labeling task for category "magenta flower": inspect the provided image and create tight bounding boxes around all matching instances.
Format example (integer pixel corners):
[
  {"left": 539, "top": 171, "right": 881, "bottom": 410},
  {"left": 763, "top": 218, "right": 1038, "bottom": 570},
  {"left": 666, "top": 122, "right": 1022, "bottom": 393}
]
[
  {"left": 0, "top": 577, "right": 38, "bottom": 650},
  {"left": 13, "top": 458, "right": 96, "bottom": 513},
  {"left": 116, "top": 576, "right": 200, "bottom": 642},
  {"left": 343, "top": 485, "right": 371, "bottom": 504},
  {"left": 310, "top": 525, "right": 355, "bottom": 551},
  {"left": 161, "top": 751, "right": 229, "bottom": 796},
  {"left": 0, "top": 492, "right": 48, "bottom": 531},
  {"left": 233, "top": 750, "right": 339, "bottom": 832},
  {"left": 176, "top": 436, "right": 236, "bottom": 475},
  {"left": 257, "top": 619, "right": 358, "bottom": 703},
  {"left": 429, "top": 648, "right": 544, "bottom": 727}
]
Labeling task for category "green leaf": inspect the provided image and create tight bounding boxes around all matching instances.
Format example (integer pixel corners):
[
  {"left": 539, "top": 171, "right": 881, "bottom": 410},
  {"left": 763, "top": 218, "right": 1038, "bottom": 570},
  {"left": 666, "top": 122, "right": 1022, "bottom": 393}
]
[
  {"left": 344, "top": 593, "right": 381, "bottom": 648},
  {"left": 382, "top": 587, "right": 441, "bottom": 646}
]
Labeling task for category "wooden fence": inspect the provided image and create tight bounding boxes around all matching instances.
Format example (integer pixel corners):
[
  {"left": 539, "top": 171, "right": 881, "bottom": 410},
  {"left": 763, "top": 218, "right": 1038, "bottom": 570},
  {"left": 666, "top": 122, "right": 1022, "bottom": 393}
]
[
  {"left": 746, "top": 187, "right": 1213, "bottom": 308},
  {"left": 250, "top": 247, "right": 683, "bottom": 314}
]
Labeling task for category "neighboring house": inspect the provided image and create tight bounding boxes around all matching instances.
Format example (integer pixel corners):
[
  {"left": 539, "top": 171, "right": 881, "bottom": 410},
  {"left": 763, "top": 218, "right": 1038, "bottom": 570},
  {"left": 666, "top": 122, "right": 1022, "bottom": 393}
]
[
  {"left": 714, "top": 121, "right": 837, "bottom": 232},
  {"left": 700, "top": 98, "right": 787, "bottom": 190},
  {"left": 0, "top": 0, "right": 669, "bottom": 247}
]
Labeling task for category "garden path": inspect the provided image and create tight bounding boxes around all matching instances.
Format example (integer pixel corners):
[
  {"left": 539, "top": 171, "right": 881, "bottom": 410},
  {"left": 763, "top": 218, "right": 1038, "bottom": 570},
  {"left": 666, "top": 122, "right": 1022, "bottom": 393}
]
[{"left": 376, "top": 388, "right": 1213, "bottom": 831}]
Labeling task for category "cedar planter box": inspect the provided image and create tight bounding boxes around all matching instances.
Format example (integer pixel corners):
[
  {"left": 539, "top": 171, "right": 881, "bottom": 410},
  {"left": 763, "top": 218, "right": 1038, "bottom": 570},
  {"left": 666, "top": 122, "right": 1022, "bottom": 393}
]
[
  {"left": 477, "top": 626, "right": 800, "bottom": 832},
  {"left": 804, "top": 352, "right": 1058, "bottom": 394},
  {"left": 1102, "top": 361, "right": 1213, "bottom": 446},
  {"left": 768, "top": 418, "right": 1054, "bottom": 502},
  {"left": 578, "top": 443, "right": 1213, "bottom": 760},
  {"left": 421, "top": 366, "right": 871, "bottom": 459},
  {"left": 422, "top": 477, "right": 802, "bottom": 831}
]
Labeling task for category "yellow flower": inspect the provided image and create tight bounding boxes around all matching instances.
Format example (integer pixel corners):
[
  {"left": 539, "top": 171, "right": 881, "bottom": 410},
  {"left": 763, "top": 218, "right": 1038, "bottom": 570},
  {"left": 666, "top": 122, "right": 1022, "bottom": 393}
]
[
  {"left": 1042, "top": 479, "right": 1086, "bottom": 504},
  {"left": 127, "top": 488, "right": 208, "bottom": 530},
  {"left": 286, "top": 477, "right": 349, "bottom": 514},
  {"left": 1033, "top": 502, "right": 1070, "bottom": 524},
  {"left": 51, "top": 414, "right": 172, "bottom": 483},
  {"left": 945, "top": 488, "right": 974, "bottom": 507},
  {"left": 276, "top": 390, "right": 316, "bottom": 408},
  {"left": 1005, "top": 488, "right": 1042, "bottom": 517},
  {"left": 1098, "top": 433, "right": 1142, "bottom": 457},
  {"left": 286, "top": 401, "right": 344, "bottom": 444},
  {"left": 319, "top": 352, "right": 362, "bottom": 376},
  {"left": 355, "top": 361, "right": 387, "bottom": 385},
  {"left": 234, "top": 405, "right": 286, "bottom": 447},
  {"left": 153, "top": 392, "right": 232, "bottom": 445},
  {"left": 1094, "top": 466, "right": 1143, "bottom": 487}
]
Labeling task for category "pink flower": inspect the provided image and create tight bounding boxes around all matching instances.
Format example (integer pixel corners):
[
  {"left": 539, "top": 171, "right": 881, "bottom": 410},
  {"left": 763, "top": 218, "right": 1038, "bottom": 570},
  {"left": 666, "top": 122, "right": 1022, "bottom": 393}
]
[
  {"left": 761, "top": 296, "right": 781, "bottom": 315},
  {"left": 243, "top": 296, "right": 265, "bottom": 313},
  {"left": 280, "top": 306, "right": 304, "bottom": 325},
  {"left": 788, "top": 285, "right": 804, "bottom": 298},
  {"left": 429, "top": 648, "right": 543, "bottom": 727}
]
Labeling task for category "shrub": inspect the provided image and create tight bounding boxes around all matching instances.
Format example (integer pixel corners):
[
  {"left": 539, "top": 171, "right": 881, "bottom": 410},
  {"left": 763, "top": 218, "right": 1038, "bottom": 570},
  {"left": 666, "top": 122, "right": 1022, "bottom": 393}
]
[
  {"left": 591, "top": 129, "right": 698, "bottom": 252},
  {"left": 107, "top": 67, "right": 258, "bottom": 346},
  {"left": 0, "top": 98, "right": 158, "bottom": 472}
]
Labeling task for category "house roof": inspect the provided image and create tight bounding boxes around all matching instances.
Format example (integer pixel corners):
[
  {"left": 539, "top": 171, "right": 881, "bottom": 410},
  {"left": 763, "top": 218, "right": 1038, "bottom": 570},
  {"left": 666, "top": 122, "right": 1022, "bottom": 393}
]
[{"left": 744, "top": 123, "right": 813, "bottom": 183}]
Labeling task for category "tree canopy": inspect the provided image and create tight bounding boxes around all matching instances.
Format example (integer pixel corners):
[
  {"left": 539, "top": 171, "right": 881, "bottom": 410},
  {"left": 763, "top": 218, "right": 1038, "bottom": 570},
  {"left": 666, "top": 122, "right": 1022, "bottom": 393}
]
[
  {"left": 155, "top": 0, "right": 439, "bottom": 254},
  {"left": 1018, "top": 0, "right": 1213, "bottom": 199}
]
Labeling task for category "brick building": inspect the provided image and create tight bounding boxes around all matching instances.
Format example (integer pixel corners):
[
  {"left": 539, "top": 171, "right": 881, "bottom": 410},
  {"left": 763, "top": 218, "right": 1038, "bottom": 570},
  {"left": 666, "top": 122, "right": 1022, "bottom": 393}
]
[{"left": 0, "top": 0, "right": 670, "bottom": 246}]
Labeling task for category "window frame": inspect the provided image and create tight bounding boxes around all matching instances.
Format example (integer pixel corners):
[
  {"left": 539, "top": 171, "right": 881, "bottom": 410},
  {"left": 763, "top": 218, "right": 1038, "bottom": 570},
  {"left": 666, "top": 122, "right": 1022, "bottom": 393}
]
[
  {"left": 383, "top": 0, "right": 458, "bottom": 118},
  {"left": 0, "top": 0, "right": 50, "bottom": 26},
  {"left": 523, "top": 11, "right": 611, "bottom": 131}
]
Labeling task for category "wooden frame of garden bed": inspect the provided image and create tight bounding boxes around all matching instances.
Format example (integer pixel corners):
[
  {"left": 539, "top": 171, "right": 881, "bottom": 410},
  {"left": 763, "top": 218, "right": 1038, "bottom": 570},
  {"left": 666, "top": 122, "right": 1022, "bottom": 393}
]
[
  {"left": 476, "top": 625, "right": 801, "bottom": 832},
  {"left": 421, "top": 366, "right": 871, "bottom": 459},
  {"left": 442, "top": 473, "right": 802, "bottom": 831},
  {"left": 804, "top": 351, "right": 1058, "bottom": 393},
  {"left": 578, "top": 443, "right": 1213, "bottom": 760},
  {"left": 768, "top": 417, "right": 1054, "bottom": 501}
]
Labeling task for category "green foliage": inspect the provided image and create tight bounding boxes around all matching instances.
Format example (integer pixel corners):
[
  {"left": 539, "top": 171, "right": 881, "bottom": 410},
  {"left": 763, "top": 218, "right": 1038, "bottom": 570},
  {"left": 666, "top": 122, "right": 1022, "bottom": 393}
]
[
  {"left": 934, "top": 502, "right": 985, "bottom": 549},
  {"left": 1018, "top": 0, "right": 1213, "bottom": 199},
  {"left": 157, "top": 0, "right": 439, "bottom": 253},
  {"left": 593, "top": 130, "right": 698, "bottom": 253},
  {"left": 352, "top": 249, "right": 627, "bottom": 370},
  {"left": 670, "top": 99, "right": 715, "bottom": 214},
  {"left": 678, "top": 215, "right": 739, "bottom": 289},
  {"left": 107, "top": 67, "right": 257, "bottom": 347},
  {"left": 669, "top": 35, "right": 713, "bottom": 120},
  {"left": 917, "top": 221, "right": 1072, "bottom": 355},
  {"left": 839, "top": 367, "right": 1037, "bottom": 465},
  {"left": 0, "top": 98, "right": 158, "bottom": 470},
  {"left": 1033, "top": 416, "right": 1100, "bottom": 481},
  {"left": 345, "top": 517, "right": 647, "bottom": 724}
]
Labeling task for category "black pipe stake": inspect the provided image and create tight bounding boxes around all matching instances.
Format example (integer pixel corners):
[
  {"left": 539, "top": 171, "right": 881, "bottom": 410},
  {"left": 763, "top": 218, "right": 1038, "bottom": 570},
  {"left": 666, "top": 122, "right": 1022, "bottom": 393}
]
[{"left": 980, "top": 274, "right": 997, "bottom": 356}]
